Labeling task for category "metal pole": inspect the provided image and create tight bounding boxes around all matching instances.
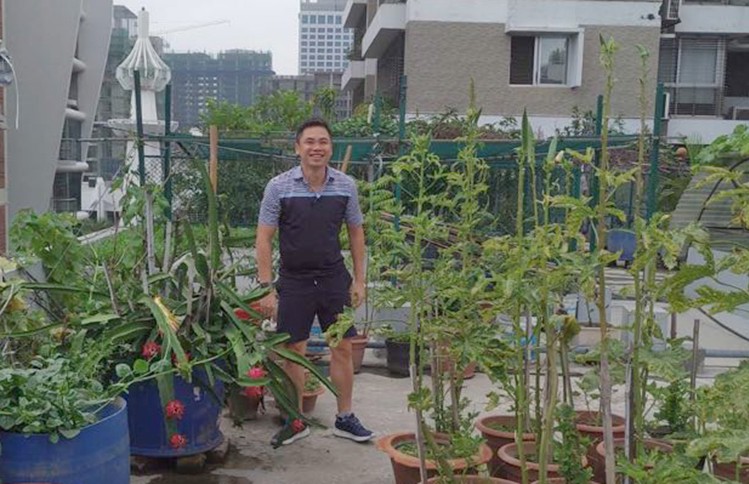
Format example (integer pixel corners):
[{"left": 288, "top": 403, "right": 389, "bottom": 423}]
[
  {"left": 209, "top": 125, "right": 219, "bottom": 194},
  {"left": 134, "top": 70, "right": 146, "bottom": 186},
  {"left": 590, "top": 95, "right": 604, "bottom": 252},
  {"left": 690, "top": 319, "right": 700, "bottom": 430},
  {"left": 162, "top": 83, "right": 173, "bottom": 220},
  {"left": 647, "top": 83, "right": 665, "bottom": 220}
]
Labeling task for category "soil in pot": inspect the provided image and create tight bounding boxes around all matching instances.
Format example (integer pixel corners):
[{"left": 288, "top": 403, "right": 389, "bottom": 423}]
[
  {"left": 593, "top": 438, "right": 673, "bottom": 483},
  {"left": 377, "top": 432, "right": 492, "bottom": 484},
  {"left": 496, "top": 442, "right": 589, "bottom": 483},
  {"left": 474, "top": 415, "right": 536, "bottom": 477},
  {"left": 351, "top": 334, "right": 369, "bottom": 374}
]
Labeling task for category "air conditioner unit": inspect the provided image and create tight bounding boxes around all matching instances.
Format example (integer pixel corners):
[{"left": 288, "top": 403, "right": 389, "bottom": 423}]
[
  {"left": 664, "top": 0, "right": 681, "bottom": 21},
  {"left": 732, "top": 107, "right": 749, "bottom": 120}
]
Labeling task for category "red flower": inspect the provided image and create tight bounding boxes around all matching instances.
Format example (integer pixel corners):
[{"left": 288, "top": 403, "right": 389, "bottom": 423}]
[
  {"left": 246, "top": 367, "right": 266, "bottom": 380},
  {"left": 242, "top": 386, "right": 263, "bottom": 399},
  {"left": 291, "top": 419, "right": 305, "bottom": 433},
  {"left": 165, "top": 399, "right": 185, "bottom": 420},
  {"left": 233, "top": 308, "right": 251, "bottom": 320},
  {"left": 169, "top": 433, "right": 188, "bottom": 449},
  {"left": 141, "top": 341, "right": 161, "bottom": 359}
]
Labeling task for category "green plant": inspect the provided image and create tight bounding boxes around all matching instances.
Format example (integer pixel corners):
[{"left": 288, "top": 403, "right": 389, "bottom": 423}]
[
  {"left": 555, "top": 404, "right": 593, "bottom": 484},
  {"left": 0, "top": 338, "right": 153, "bottom": 446}
]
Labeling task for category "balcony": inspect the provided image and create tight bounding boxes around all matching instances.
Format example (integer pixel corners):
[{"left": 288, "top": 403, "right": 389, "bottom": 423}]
[
  {"left": 343, "top": 0, "right": 367, "bottom": 29},
  {"left": 362, "top": 1, "right": 406, "bottom": 58},
  {"left": 678, "top": 1, "right": 749, "bottom": 33},
  {"left": 342, "top": 60, "right": 365, "bottom": 91},
  {"left": 342, "top": 58, "right": 377, "bottom": 92}
]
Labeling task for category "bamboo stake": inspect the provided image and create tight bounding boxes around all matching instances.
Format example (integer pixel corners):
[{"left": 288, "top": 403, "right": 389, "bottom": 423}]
[
  {"left": 341, "top": 144, "right": 353, "bottom": 174},
  {"left": 209, "top": 125, "right": 219, "bottom": 194}
]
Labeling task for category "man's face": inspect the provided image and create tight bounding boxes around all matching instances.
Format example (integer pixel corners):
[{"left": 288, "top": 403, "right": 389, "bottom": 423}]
[{"left": 295, "top": 126, "right": 332, "bottom": 170}]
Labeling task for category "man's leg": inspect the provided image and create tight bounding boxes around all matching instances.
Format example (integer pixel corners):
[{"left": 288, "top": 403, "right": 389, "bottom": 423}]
[
  {"left": 329, "top": 338, "right": 353, "bottom": 413},
  {"left": 284, "top": 339, "right": 308, "bottom": 413}
]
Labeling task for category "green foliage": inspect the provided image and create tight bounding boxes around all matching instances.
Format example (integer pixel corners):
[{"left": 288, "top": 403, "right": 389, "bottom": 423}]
[
  {"left": 617, "top": 452, "right": 720, "bottom": 484},
  {"left": 555, "top": 404, "right": 594, "bottom": 484},
  {"left": 0, "top": 338, "right": 150, "bottom": 443},
  {"left": 696, "top": 124, "right": 749, "bottom": 166},
  {"left": 10, "top": 210, "right": 89, "bottom": 316},
  {"left": 201, "top": 91, "right": 312, "bottom": 134}
]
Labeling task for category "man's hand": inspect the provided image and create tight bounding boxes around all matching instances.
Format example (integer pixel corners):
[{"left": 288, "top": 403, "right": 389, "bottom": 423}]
[
  {"left": 257, "top": 290, "right": 277, "bottom": 319},
  {"left": 350, "top": 279, "right": 366, "bottom": 309}
]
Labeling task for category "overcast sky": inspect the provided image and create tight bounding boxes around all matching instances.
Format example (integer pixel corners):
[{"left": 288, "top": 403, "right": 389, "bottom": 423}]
[{"left": 118, "top": 0, "right": 300, "bottom": 75}]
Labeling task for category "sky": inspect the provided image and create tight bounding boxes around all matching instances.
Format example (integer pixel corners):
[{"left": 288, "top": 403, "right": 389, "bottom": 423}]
[{"left": 118, "top": 0, "right": 301, "bottom": 75}]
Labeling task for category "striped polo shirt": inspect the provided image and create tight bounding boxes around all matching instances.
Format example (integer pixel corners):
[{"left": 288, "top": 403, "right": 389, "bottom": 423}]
[{"left": 258, "top": 165, "right": 363, "bottom": 278}]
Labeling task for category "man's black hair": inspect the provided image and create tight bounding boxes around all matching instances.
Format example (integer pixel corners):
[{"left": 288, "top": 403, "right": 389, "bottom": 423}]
[{"left": 295, "top": 118, "right": 333, "bottom": 143}]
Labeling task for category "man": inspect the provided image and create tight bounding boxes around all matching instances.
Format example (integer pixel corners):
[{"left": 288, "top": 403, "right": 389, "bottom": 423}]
[{"left": 255, "top": 118, "right": 374, "bottom": 447}]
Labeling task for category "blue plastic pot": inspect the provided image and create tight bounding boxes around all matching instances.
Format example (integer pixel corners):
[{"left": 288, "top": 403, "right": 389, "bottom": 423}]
[
  {"left": 126, "top": 369, "right": 224, "bottom": 457},
  {"left": 0, "top": 397, "right": 129, "bottom": 484},
  {"left": 607, "top": 229, "right": 636, "bottom": 263}
]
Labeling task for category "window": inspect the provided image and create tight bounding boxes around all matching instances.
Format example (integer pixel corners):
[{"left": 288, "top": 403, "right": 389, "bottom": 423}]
[
  {"left": 336, "top": 15, "right": 342, "bottom": 24},
  {"left": 660, "top": 37, "right": 724, "bottom": 116},
  {"left": 310, "top": 15, "right": 317, "bottom": 24},
  {"left": 318, "top": 15, "right": 325, "bottom": 23},
  {"left": 302, "top": 15, "right": 308, "bottom": 23},
  {"left": 327, "top": 28, "right": 334, "bottom": 32},
  {"left": 510, "top": 35, "right": 573, "bottom": 86},
  {"left": 302, "top": 34, "right": 308, "bottom": 40},
  {"left": 302, "top": 28, "right": 308, "bottom": 33},
  {"left": 301, "top": 48, "right": 307, "bottom": 53},
  {"left": 327, "top": 62, "right": 333, "bottom": 67},
  {"left": 327, "top": 15, "right": 334, "bottom": 24},
  {"left": 301, "top": 41, "right": 307, "bottom": 46}
]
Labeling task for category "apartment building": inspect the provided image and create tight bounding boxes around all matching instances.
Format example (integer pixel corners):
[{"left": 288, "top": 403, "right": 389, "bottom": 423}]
[
  {"left": 0, "top": 0, "right": 6, "bottom": 252},
  {"left": 163, "top": 50, "right": 274, "bottom": 130},
  {"left": 343, "top": 0, "right": 663, "bottom": 135},
  {"left": 299, "top": 0, "right": 353, "bottom": 74},
  {"left": 5, "top": 0, "right": 112, "bottom": 219},
  {"left": 659, "top": 0, "right": 749, "bottom": 142}
]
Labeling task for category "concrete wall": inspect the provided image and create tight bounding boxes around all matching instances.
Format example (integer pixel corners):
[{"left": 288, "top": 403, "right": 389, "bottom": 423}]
[
  {"left": 5, "top": 0, "right": 113, "bottom": 223},
  {"left": 404, "top": 22, "right": 660, "bottom": 120}
]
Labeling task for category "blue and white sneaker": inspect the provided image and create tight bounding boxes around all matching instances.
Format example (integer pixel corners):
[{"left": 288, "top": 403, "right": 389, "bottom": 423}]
[{"left": 333, "top": 413, "right": 374, "bottom": 442}]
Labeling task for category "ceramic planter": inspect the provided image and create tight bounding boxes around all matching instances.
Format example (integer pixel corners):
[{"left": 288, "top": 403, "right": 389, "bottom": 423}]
[
  {"left": 474, "top": 415, "right": 535, "bottom": 477},
  {"left": 712, "top": 456, "right": 749, "bottom": 482},
  {"left": 377, "top": 432, "right": 493, "bottom": 484},
  {"left": 350, "top": 334, "right": 369, "bottom": 374},
  {"left": 496, "top": 441, "right": 589, "bottom": 483},
  {"left": 574, "top": 410, "right": 625, "bottom": 475},
  {"left": 593, "top": 438, "right": 672, "bottom": 482},
  {"left": 302, "top": 385, "right": 326, "bottom": 414}
]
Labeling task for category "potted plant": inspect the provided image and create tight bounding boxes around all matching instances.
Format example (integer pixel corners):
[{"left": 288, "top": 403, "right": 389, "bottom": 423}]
[{"left": 302, "top": 373, "right": 326, "bottom": 413}]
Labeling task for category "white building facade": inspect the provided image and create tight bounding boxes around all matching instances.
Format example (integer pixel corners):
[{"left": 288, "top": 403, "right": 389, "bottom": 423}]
[{"left": 299, "top": 0, "right": 354, "bottom": 74}]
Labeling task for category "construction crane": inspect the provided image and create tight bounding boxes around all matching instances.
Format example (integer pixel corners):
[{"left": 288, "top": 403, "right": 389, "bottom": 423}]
[{"left": 153, "top": 19, "right": 230, "bottom": 36}]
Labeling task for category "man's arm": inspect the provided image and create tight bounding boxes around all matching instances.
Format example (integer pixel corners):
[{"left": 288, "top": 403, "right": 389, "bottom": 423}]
[
  {"left": 347, "top": 223, "right": 366, "bottom": 308},
  {"left": 255, "top": 224, "right": 277, "bottom": 316}
]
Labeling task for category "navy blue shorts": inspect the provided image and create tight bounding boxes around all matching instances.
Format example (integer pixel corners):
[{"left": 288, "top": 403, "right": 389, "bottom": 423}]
[{"left": 276, "top": 269, "right": 358, "bottom": 344}]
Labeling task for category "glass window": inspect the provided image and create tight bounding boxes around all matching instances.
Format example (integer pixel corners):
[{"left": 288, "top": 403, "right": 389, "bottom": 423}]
[
  {"left": 301, "top": 41, "right": 307, "bottom": 46},
  {"left": 302, "top": 28, "right": 308, "bottom": 32},
  {"left": 336, "top": 15, "right": 342, "bottom": 24},
  {"left": 301, "top": 48, "right": 307, "bottom": 53},
  {"left": 327, "top": 55, "right": 333, "bottom": 60},
  {"left": 336, "top": 35, "right": 341, "bottom": 40},
  {"left": 327, "top": 61, "right": 333, "bottom": 67},
  {"left": 301, "top": 34, "right": 307, "bottom": 39},
  {"left": 302, "top": 15, "right": 308, "bottom": 23},
  {"left": 679, "top": 39, "right": 718, "bottom": 84},
  {"left": 327, "top": 28, "right": 334, "bottom": 32},
  {"left": 327, "top": 41, "right": 334, "bottom": 46},
  {"left": 537, "top": 36, "right": 568, "bottom": 85},
  {"left": 310, "top": 15, "right": 317, "bottom": 24},
  {"left": 327, "top": 15, "right": 334, "bottom": 23},
  {"left": 318, "top": 15, "right": 325, "bottom": 23},
  {"left": 328, "top": 35, "right": 334, "bottom": 39}
]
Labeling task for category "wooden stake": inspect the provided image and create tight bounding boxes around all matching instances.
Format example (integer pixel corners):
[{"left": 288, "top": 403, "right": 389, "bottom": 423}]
[
  {"left": 209, "top": 125, "right": 218, "bottom": 193},
  {"left": 341, "top": 145, "right": 353, "bottom": 174}
]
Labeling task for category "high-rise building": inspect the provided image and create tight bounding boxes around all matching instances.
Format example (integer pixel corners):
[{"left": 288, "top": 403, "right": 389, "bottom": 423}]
[
  {"left": 0, "top": 0, "right": 6, "bottom": 252},
  {"left": 299, "top": 0, "right": 353, "bottom": 74},
  {"left": 163, "top": 50, "right": 274, "bottom": 130}
]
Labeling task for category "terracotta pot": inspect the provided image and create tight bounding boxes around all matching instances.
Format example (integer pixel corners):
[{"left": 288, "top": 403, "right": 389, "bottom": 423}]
[
  {"left": 227, "top": 387, "right": 262, "bottom": 422},
  {"left": 593, "top": 438, "right": 672, "bottom": 483},
  {"left": 376, "top": 432, "right": 493, "bottom": 484},
  {"left": 531, "top": 479, "right": 601, "bottom": 484},
  {"left": 712, "top": 456, "right": 749, "bottom": 482},
  {"left": 301, "top": 385, "right": 325, "bottom": 414},
  {"left": 574, "top": 410, "right": 625, "bottom": 477},
  {"left": 350, "top": 334, "right": 369, "bottom": 374},
  {"left": 424, "top": 477, "right": 515, "bottom": 484},
  {"left": 496, "top": 442, "right": 588, "bottom": 483},
  {"left": 475, "top": 415, "right": 535, "bottom": 477}
]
